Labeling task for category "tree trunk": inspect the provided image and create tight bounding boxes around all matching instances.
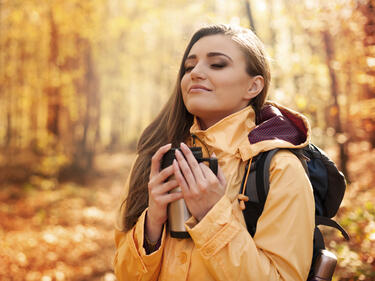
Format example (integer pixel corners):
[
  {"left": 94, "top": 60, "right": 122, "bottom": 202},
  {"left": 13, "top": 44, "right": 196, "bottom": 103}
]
[
  {"left": 245, "top": 1, "right": 256, "bottom": 32},
  {"left": 74, "top": 42, "right": 100, "bottom": 172},
  {"left": 322, "top": 30, "right": 349, "bottom": 179},
  {"left": 268, "top": 0, "right": 281, "bottom": 89},
  {"left": 46, "top": 9, "right": 60, "bottom": 138},
  {"left": 6, "top": 106, "right": 12, "bottom": 147},
  {"left": 362, "top": 2, "right": 375, "bottom": 147}
]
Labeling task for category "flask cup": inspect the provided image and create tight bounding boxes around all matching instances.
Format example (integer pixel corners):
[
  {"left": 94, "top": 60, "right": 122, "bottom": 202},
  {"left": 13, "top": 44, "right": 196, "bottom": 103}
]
[
  {"left": 309, "top": 249, "right": 337, "bottom": 281},
  {"left": 160, "top": 147, "right": 218, "bottom": 238}
]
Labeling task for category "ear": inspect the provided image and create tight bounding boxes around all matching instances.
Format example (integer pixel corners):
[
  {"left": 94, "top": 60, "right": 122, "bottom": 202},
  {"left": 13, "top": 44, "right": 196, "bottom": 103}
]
[{"left": 245, "top": 75, "right": 264, "bottom": 100}]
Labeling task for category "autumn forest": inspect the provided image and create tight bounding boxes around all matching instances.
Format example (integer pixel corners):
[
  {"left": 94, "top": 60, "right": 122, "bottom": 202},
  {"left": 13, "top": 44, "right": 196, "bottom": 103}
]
[{"left": 0, "top": 0, "right": 375, "bottom": 280}]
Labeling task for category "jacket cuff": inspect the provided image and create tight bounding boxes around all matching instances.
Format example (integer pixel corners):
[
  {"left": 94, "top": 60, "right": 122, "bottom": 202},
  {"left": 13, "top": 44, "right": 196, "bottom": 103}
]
[
  {"left": 185, "top": 195, "right": 241, "bottom": 257},
  {"left": 133, "top": 209, "right": 166, "bottom": 268}
]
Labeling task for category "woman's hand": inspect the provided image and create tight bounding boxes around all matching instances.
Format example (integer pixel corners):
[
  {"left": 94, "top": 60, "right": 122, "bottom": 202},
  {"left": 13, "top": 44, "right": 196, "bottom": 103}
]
[
  {"left": 173, "top": 142, "right": 227, "bottom": 222},
  {"left": 146, "top": 144, "right": 183, "bottom": 242}
]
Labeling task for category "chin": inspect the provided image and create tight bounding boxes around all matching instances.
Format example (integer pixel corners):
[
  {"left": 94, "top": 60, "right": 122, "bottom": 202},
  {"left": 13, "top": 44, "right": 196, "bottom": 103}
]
[{"left": 185, "top": 103, "right": 209, "bottom": 117}]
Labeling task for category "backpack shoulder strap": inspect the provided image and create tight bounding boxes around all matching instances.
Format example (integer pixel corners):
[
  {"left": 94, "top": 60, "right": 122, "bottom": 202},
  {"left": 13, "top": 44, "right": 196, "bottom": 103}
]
[
  {"left": 289, "top": 148, "right": 309, "bottom": 174},
  {"left": 242, "top": 148, "right": 279, "bottom": 236},
  {"left": 316, "top": 216, "right": 350, "bottom": 240},
  {"left": 256, "top": 149, "right": 280, "bottom": 202}
]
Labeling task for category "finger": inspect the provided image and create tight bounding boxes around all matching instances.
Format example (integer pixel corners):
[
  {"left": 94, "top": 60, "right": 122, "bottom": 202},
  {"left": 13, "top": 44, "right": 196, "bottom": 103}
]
[
  {"left": 175, "top": 148, "right": 199, "bottom": 190},
  {"left": 150, "top": 190, "right": 183, "bottom": 208},
  {"left": 164, "top": 191, "right": 183, "bottom": 204},
  {"left": 199, "top": 162, "right": 213, "bottom": 178},
  {"left": 199, "top": 163, "right": 217, "bottom": 186},
  {"left": 180, "top": 143, "right": 205, "bottom": 182},
  {"left": 149, "top": 178, "right": 178, "bottom": 197},
  {"left": 158, "top": 179, "right": 179, "bottom": 194},
  {"left": 150, "top": 143, "right": 172, "bottom": 178},
  {"left": 148, "top": 165, "right": 175, "bottom": 194},
  {"left": 172, "top": 159, "right": 190, "bottom": 195},
  {"left": 155, "top": 165, "right": 175, "bottom": 183}
]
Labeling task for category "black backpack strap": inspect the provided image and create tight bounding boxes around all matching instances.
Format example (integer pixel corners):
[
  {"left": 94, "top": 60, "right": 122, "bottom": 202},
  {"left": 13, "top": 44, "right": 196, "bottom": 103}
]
[
  {"left": 314, "top": 226, "right": 325, "bottom": 251},
  {"left": 256, "top": 149, "right": 280, "bottom": 203},
  {"left": 241, "top": 149, "right": 279, "bottom": 236},
  {"left": 316, "top": 216, "right": 350, "bottom": 241},
  {"left": 289, "top": 148, "right": 309, "bottom": 174}
]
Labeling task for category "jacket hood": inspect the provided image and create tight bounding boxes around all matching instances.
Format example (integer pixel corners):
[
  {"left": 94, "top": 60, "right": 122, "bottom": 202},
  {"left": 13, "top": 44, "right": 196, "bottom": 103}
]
[
  {"left": 251, "top": 102, "right": 308, "bottom": 145},
  {"left": 244, "top": 101, "right": 311, "bottom": 159}
]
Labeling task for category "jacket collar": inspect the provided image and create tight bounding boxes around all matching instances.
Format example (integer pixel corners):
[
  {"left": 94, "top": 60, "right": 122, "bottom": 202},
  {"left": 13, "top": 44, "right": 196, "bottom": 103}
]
[
  {"left": 189, "top": 106, "right": 256, "bottom": 158},
  {"left": 189, "top": 102, "right": 311, "bottom": 161}
]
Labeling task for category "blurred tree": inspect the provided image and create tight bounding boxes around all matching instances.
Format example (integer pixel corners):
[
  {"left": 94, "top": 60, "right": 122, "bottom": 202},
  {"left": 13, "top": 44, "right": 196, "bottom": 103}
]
[
  {"left": 46, "top": 8, "right": 61, "bottom": 138},
  {"left": 322, "top": 30, "right": 348, "bottom": 177},
  {"left": 245, "top": 0, "right": 256, "bottom": 32},
  {"left": 359, "top": 0, "right": 375, "bottom": 147},
  {"left": 74, "top": 41, "right": 100, "bottom": 171},
  {"left": 0, "top": 0, "right": 373, "bottom": 181}
]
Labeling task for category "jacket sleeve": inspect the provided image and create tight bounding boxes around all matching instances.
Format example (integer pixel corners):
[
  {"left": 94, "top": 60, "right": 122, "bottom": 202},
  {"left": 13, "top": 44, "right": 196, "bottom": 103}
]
[
  {"left": 185, "top": 150, "right": 315, "bottom": 281},
  {"left": 113, "top": 158, "right": 166, "bottom": 281}
]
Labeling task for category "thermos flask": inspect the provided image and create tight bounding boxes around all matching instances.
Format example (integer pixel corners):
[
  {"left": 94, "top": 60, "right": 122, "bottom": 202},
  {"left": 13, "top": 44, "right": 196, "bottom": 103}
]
[
  {"left": 309, "top": 249, "right": 337, "bottom": 281},
  {"left": 161, "top": 146, "right": 217, "bottom": 238}
]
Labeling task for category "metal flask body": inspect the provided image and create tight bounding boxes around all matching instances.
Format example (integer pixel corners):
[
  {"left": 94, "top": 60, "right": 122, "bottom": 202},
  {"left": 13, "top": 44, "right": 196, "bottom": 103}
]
[
  {"left": 160, "top": 147, "right": 218, "bottom": 238},
  {"left": 167, "top": 176, "right": 191, "bottom": 238},
  {"left": 309, "top": 250, "right": 337, "bottom": 281}
]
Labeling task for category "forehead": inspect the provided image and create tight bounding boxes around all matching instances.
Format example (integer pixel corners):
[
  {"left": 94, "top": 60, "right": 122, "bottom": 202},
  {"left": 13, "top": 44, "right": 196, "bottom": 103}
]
[{"left": 187, "top": 34, "right": 244, "bottom": 59}]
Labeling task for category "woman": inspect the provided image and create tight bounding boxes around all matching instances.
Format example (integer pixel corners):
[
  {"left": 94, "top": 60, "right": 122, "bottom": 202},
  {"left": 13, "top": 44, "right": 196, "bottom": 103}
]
[{"left": 114, "top": 24, "right": 315, "bottom": 281}]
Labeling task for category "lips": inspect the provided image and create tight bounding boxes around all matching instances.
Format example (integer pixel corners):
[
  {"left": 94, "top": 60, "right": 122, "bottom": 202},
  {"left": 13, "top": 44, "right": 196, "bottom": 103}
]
[{"left": 188, "top": 84, "right": 212, "bottom": 93}]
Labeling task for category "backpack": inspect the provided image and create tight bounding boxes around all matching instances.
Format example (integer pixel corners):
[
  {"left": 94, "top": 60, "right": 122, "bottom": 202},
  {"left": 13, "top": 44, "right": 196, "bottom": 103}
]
[{"left": 239, "top": 143, "right": 350, "bottom": 280}]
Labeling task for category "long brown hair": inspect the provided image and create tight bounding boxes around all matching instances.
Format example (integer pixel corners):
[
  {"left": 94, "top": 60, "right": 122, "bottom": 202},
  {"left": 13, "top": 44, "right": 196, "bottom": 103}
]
[{"left": 120, "top": 24, "right": 271, "bottom": 231}]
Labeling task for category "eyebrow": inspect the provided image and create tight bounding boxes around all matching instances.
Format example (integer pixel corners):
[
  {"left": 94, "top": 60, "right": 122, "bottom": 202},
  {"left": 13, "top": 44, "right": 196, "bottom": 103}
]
[{"left": 185, "top": 52, "right": 233, "bottom": 62}]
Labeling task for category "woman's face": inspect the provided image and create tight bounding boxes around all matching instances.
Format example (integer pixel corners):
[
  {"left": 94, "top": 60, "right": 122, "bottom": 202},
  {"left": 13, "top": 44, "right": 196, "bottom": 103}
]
[{"left": 181, "top": 34, "right": 255, "bottom": 129}]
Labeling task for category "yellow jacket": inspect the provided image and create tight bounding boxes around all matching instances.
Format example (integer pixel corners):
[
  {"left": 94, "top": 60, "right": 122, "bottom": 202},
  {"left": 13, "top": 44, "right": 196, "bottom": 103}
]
[{"left": 114, "top": 102, "right": 315, "bottom": 281}]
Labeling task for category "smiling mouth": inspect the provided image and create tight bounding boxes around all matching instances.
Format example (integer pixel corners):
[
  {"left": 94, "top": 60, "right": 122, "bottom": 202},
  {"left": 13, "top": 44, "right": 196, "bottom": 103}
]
[{"left": 188, "top": 85, "right": 212, "bottom": 93}]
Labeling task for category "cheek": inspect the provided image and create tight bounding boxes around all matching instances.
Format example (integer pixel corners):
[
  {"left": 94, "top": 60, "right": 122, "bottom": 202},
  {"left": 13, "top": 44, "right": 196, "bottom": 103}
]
[
  {"left": 215, "top": 79, "right": 238, "bottom": 98},
  {"left": 218, "top": 75, "right": 249, "bottom": 94},
  {"left": 180, "top": 75, "right": 189, "bottom": 93}
]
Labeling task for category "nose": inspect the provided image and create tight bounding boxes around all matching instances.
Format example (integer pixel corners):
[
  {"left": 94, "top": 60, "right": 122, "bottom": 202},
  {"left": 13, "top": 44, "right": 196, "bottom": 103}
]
[{"left": 190, "top": 63, "right": 206, "bottom": 80}]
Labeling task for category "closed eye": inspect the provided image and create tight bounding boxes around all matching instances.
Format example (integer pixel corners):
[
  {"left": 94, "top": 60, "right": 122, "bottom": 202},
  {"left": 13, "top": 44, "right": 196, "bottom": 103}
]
[
  {"left": 184, "top": 66, "right": 194, "bottom": 72},
  {"left": 184, "top": 62, "right": 227, "bottom": 73},
  {"left": 211, "top": 63, "right": 226, "bottom": 69}
]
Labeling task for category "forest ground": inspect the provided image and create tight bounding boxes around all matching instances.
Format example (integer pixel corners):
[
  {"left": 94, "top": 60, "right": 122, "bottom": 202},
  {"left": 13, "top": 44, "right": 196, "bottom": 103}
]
[
  {"left": 0, "top": 151, "right": 136, "bottom": 281},
  {"left": 0, "top": 143, "right": 374, "bottom": 281}
]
